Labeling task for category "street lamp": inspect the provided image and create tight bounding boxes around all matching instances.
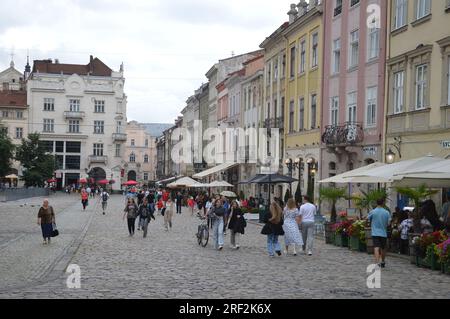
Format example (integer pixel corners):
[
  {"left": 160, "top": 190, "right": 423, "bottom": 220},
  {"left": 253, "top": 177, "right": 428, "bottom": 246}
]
[{"left": 386, "top": 148, "right": 396, "bottom": 164}]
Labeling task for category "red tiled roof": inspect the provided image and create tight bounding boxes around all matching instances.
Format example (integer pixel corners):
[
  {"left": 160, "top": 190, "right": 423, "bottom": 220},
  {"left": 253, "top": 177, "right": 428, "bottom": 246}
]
[
  {"left": 32, "top": 56, "right": 112, "bottom": 76},
  {"left": 0, "top": 91, "right": 27, "bottom": 107}
]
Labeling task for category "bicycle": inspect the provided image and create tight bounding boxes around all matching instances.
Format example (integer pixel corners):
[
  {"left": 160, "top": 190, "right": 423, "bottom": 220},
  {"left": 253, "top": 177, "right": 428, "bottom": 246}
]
[{"left": 196, "top": 213, "right": 209, "bottom": 247}]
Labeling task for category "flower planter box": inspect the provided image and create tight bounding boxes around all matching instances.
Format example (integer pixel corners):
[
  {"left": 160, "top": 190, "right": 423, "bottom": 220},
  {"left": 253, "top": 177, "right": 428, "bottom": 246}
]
[
  {"left": 364, "top": 228, "right": 374, "bottom": 255},
  {"left": 324, "top": 222, "right": 334, "bottom": 244},
  {"left": 441, "top": 262, "right": 450, "bottom": 275},
  {"left": 415, "top": 256, "right": 431, "bottom": 269},
  {"left": 349, "top": 236, "right": 367, "bottom": 252},
  {"left": 335, "top": 233, "right": 348, "bottom": 247}
]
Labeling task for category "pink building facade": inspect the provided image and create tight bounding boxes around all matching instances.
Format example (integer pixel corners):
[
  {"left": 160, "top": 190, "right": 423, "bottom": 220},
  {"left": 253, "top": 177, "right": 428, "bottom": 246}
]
[{"left": 321, "top": 0, "right": 387, "bottom": 180}]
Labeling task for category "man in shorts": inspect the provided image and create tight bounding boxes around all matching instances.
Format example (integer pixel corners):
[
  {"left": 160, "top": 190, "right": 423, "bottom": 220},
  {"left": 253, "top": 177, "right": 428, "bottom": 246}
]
[{"left": 368, "top": 198, "right": 391, "bottom": 268}]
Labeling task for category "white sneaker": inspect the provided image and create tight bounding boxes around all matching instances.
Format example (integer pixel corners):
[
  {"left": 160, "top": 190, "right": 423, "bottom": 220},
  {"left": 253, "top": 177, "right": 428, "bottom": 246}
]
[{"left": 308, "top": 250, "right": 312, "bottom": 256}]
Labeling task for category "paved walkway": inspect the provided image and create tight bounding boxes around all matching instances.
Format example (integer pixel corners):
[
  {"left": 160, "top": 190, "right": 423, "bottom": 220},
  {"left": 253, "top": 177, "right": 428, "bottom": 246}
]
[{"left": 0, "top": 194, "right": 449, "bottom": 299}]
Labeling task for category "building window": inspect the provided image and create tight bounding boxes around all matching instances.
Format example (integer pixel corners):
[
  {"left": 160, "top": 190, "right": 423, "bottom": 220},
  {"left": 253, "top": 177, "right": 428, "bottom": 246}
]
[
  {"left": 65, "top": 155, "right": 81, "bottom": 169},
  {"left": 44, "top": 98, "right": 55, "bottom": 111},
  {"left": 311, "top": 94, "right": 317, "bottom": 129},
  {"left": 351, "top": 0, "right": 360, "bottom": 6},
  {"left": 349, "top": 30, "right": 359, "bottom": 69},
  {"left": 69, "top": 120, "right": 80, "bottom": 133},
  {"left": 300, "top": 40, "right": 306, "bottom": 73},
  {"left": 415, "top": 64, "right": 428, "bottom": 110},
  {"left": 94, "top": 100, "right": 105, "bottom": 113},
  {"left": 93, "top": 143, "right": 104, "bottom": 156},
  {"left": 131, "top": 139, "right": 135, "bottom": 147},
  {"left": 116, "top": 121, "right": 122, "bottom": 133},
  {"left": 274, "top": 57, "right": 279, "bottom": 80},
  {"left": 330, "top": 97, "right": 339, "bottom": 126},
  {"left": 416, "top": 0, "right": 431, "bottom": 20},
  {"left": 311, "top": 33, "right": 319, "bottom": 68},
  {"left": 334, "top": 0, "right": 342, "bottom": 16},
  {"left": 366, "top": 86, "right": 377, "bottom": 127},
  {"left": 290, "top": 46, "right": 296, "bottom": 78},
  {"left": 94, "top": 121, "right": 104, "bottom": 134},
  {"left": 66, "top": 142, "right": 81, "bottom": 153},
  {"left": 282, "top": 54, "right": 286, "bottom": 78},
  {"left": 368, "top": 27, "right": 380, "bottom": 60},
  {"left": 43, "top": 119, "right": 54, "bottom": 132},
  {"left": 145, "top": 139, "right": 149, "bottom": 147},
  {"left": 299, "top": 97, "right": 305, "bottom": 131},
  {"left": 2, "top": 111, "right": 8, "bottom": 118},
  {"left": 347, "top": 92, "right": 357, "bottom": 123},
  {"left": 144, "top": 154, "right": 149, "bottom": 163},
  {"left": 289, "top": 100, "right": 295, "bottom": 133},
  {"left": 394, "top": 0, "right": 408, "bottom": 29},
  {"left": 393, "top": 71, "right": 404, "bottom": 114},
  {"left": 130, "top": 153, "right": 136, "bottom": 163},
  {"left": 69, "top": 99, "right": 80, "bottom": 112},
  {"left": 332, "top": 38, "right": 341, "bottom": 74},
  {"left": 115, "top": 144, "right": 121, "bottom": 157},
  {"left": 15, "top": 127, "right": 23, "bottom": 139},
  {"left": 143, "top": 173, "right": 148, "bottom": 181},
  {"left": 55, "top": 141, "right": 64, "bottom": 153}
]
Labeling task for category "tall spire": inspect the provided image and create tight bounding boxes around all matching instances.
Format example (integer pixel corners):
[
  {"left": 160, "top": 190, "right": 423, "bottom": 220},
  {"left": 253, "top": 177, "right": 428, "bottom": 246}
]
[
  {"left": 24, "top": 51, "right": 31, "bottom": 79},
  {"left": 10, "top": 51, "right": 15, "bottom": 68}
]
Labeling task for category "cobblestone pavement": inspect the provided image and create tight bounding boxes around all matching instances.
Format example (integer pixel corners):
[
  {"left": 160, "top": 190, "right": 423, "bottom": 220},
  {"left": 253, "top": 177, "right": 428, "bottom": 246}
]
[{"left": 0, "top": 194, "right": 449, "bottom": 299}]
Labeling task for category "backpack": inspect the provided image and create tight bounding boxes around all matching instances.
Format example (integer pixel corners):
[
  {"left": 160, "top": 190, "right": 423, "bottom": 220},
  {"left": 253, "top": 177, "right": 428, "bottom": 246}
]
[{"left": 102, "top": 193, "right": 108, "bottom": 202}]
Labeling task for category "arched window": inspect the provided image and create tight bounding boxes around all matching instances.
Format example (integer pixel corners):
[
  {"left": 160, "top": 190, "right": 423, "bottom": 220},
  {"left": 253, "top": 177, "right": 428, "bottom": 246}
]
[
  {"left": 144, "top": 154, "right": 149, "bottom": 163},
  {"left": 129, "top": 153, "right": 135, "bottom": 163}
]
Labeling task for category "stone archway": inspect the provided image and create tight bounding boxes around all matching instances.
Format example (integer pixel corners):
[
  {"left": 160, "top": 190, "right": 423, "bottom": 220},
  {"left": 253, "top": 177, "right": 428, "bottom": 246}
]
[
  {"left": 89, "top": 167, "right": 106, "bottom": 181},
  {"left": 127, "top": 170, "right": 137, "bottom": 181}
]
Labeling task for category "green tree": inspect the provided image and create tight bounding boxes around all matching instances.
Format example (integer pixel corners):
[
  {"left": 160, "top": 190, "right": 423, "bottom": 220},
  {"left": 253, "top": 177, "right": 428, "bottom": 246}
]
[
  {"left": 352, "top": 188, "right": 388, "bottom": 218},
  {"left": 396, "top": 184, "right": 439, "bottom": 213},
  {"left": 15, "top": 133, "right": 56, "bottom": 187},
  {"left": 0, "top": 126, "right": 15, "bottom": 178},
  {"left": 319, "top": 187, "right": 347, "bottom": 223}
]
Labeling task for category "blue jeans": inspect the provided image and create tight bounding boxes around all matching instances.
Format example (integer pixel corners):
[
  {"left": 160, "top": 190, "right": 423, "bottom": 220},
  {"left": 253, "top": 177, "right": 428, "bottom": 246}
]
[
  {"left": 212, "top": 217, "right": 224, "bottom": 249},
  {"left": 267, "top": 234, "right": 281, "bottom": 256}
]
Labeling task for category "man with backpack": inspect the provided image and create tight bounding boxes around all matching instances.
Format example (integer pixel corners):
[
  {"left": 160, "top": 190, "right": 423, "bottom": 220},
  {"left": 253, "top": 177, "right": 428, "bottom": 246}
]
[{"left": 101, "top": 190, "right": 110, "bottom": 215}]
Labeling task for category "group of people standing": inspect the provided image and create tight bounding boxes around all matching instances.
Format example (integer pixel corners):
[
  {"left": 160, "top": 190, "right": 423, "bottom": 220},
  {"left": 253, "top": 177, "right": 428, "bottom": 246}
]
[{"left": 261, "top": 196, "right": 317, "bottom": 258}]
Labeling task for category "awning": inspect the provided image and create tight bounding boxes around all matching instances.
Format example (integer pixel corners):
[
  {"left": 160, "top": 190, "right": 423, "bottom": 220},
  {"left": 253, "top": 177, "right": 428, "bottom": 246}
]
[
  {"left": 192, "top": 162, "right": 238, "bottom": 179},
  {"left": 319, "top": 162, "right": 386, "bottom": 184},
  {"left": 156, "top": 176, "right": 183, "bottom": 184},
  {"left": 167, "top": 177, "right": 203, "bottom": 188}
]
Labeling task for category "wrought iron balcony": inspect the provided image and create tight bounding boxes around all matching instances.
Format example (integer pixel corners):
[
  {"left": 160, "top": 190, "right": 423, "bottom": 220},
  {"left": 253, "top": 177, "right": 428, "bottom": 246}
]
[
  {"left": 334, "top": 5, "right": 342, "bottom": 16},
  {"left": 88, "top": 155, "right": 108, "bottom": 164},
  {"left": 112, "top": 133, "right": 127, "bottom": 142},
  {"left": 322, "top": 122, "right": 364, "bottom": 146},
  {"left": 64, "top": 111, "right": 85, "bottom": 119}
]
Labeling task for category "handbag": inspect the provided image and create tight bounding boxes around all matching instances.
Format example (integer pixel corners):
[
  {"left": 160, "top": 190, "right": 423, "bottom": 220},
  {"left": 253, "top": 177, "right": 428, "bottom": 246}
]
[{"left": 51, "top": 223, "right": 59, "bottom": 237}]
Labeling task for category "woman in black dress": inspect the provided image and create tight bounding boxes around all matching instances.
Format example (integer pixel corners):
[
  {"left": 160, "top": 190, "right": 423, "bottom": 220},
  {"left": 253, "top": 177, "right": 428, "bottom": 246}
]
[{"left": 228, "top": 201, "right": 246, "bottom": 249}]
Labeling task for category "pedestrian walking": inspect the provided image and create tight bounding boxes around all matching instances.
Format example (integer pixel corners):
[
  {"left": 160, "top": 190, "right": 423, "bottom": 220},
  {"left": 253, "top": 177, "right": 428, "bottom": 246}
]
[
  {"left": 299, "top": 196, "right": 316, "bottom": 256},
  {"left": 37, "top": 199, "right": 56, "bottom": 245},
  {"left": 368, "top": 198, "right": 391, "bottom": 268},
  {"left": 175, "top": 192, "right": 183, "bottom": 214},
  {"left": 282, "top": 198, "right": 303, "bottom": 256},
  {"left": 210, "top": 199, "right": 225, "bottom": 250},
  {"left": 227, "top": 200, "right": 246, "bottom": 249},
  {"left": 188, "top": 197, "right": 195, "bottom": 216},
  {"left": 261, "top": 202, "right": 285, "bottom": 257},
  {"left": 222, "top": 197, "right": 230, "bottom": 235},
  {"left": 101, "top": 190, "right": 110, "bottom": 215},
  {"left": 164, "top": 198, "right": 174, "bottom": 231},
  {"left": 399, "top": 211, "right": 413, "bottom": 254},
  {"left": 81, "top": 188, "right": 89, "bottom": 211},
  {"left": 137, "top": 198, "right": 155, "bottom": 238},
  {"left": 123, "top": 198, "right": 138, "bottom": 237}
]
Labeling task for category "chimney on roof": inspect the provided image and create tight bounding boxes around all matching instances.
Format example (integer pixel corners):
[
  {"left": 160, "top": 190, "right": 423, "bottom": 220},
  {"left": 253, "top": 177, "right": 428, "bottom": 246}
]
[
  {"left": 55, "top": 59, "right": 59, "bottom": 64},
  {"left": 89, "top": 55, "right": 94, "bottom": 73},
  {"left": 288, "top": 4, "right": 298, "bottom": 24}
]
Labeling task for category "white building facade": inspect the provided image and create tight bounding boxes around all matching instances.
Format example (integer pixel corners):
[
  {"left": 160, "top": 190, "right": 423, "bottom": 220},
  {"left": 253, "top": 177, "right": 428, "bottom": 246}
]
[{"left": 27, "top": 56, "right": 127, "bottom": 190}]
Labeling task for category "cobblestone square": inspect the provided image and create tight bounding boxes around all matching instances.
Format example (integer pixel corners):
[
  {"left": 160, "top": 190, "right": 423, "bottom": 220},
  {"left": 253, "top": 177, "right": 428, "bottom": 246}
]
[{"left": 0, "top": 194, "right": 449, "bottom": 299}]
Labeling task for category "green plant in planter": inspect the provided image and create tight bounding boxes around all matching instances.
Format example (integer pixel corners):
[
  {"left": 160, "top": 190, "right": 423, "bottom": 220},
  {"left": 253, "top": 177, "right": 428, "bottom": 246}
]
[
  {"left": 319, "top": 187, "right": 347, "bottom": 223},
  {"left": 352, "top": 189, "right": 388, "bottom": 218},
  {"left": 396, "top": 184, "right": 439, "bottom": 213}
]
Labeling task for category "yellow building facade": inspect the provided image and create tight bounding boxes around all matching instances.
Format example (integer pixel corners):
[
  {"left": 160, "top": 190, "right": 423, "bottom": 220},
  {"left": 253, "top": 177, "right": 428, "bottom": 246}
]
[{"left": 283, "top": 3, "right": 323, "bottom": 202}]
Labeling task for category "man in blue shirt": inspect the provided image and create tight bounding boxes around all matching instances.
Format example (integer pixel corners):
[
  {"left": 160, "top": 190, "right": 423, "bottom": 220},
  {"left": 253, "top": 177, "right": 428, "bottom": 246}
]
[{"left": 368, "top": 198, "right": 391, "bottom": 268}]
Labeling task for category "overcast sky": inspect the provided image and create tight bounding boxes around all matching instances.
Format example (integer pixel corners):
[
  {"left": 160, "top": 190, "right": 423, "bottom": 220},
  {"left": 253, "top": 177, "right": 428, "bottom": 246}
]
[{"left": 0, "top": 0, "right": 294, "bottom": 124}]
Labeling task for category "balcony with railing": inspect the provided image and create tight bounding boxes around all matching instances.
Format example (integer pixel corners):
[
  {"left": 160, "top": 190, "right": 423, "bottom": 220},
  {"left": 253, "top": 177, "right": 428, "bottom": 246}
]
[
  {"left": 321, "top": 122, "right": 364, "bottom": 146},
  {"left": 64, "top": 111, "right": 85, "bottom": 119},
  {"left": 334, "top": 5, "right": 342, "bottom": 17},
  {"left": 112, "top": 133, "right": 127, "bottom": 142},
  {"left": 88, "top": 155, "right": 108, "bottom": 164}
]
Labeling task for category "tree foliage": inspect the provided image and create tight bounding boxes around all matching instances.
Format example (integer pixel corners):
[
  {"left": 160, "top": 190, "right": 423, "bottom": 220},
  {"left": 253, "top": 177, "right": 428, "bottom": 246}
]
[
  {"left": 319, "top": 187, "right": 347, "bottom": 223},
  {"left": 15, "top": 133, "right": 55, "bottom": 187},
  {"left": 396, "top": 184, "right": 439, "bottom": 212},
  {"left": 352, "top": 188, "right": 388, "bottom": 218},
  {"left": 0, "top": 127, "right": 15, "bottom": 178}
]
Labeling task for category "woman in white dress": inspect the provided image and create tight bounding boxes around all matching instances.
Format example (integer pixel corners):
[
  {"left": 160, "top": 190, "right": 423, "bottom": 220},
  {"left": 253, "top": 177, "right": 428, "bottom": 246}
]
[{"left": 283, "top": 198, "right": 303, "bottom": 256}]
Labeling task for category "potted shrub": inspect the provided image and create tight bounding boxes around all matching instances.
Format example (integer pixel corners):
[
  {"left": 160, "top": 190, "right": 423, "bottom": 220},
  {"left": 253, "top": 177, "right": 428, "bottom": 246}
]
[
  {"left": 348, "top": 220, "right": 367, "bottom": 252},
  {"left": 333, "top": 220, "right": 353, "bottom": 248},
  {"left": 414, "top": 231, "right": 448, "bottom": 269},
  {"left": 436, "top": 239, "right": 450, "bottom": 275},
  {"left": 426, "top": 244, "right": 442, "bottom": 271},
  {"left": 320, "top": 187, "right": 347, "bottom": 245}
]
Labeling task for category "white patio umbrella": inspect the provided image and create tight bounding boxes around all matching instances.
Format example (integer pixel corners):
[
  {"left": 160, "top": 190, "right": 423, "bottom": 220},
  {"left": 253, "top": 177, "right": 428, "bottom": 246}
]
[
  {"left": 318, "top": 162, "right": 386, "bottom": 184},
  {"left": 167, "top": 177, "right": 202, "bottom": 188},
  {"left": 346, "top": 155, "right": 446, "bottom": 184},
  {"left": 220, "top": 191, "right": 237, "bottom": 198},
  {"left": 207, "top": 180, "right": 234, "bottom": 187}
]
